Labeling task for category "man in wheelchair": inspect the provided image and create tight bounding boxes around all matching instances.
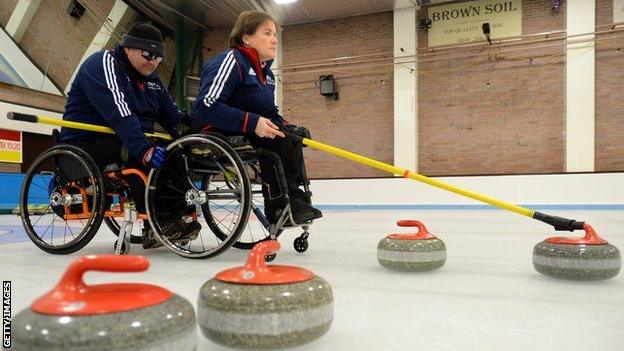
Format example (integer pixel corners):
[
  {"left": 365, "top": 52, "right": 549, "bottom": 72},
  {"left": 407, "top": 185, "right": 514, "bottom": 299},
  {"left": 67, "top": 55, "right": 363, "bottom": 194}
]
[
  {"left": 59, "top": 22, "right": 200, "bottom": 249},
  {"left": 192, "top": 11, "right": 322, "bottom": 226}
]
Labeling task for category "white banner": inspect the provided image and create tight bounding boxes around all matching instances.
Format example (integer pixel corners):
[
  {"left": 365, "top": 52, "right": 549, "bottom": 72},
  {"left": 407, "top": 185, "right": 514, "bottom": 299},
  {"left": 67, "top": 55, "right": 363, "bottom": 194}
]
[{"left": 427, "top": 0, "right": 522, "bottom": 47}]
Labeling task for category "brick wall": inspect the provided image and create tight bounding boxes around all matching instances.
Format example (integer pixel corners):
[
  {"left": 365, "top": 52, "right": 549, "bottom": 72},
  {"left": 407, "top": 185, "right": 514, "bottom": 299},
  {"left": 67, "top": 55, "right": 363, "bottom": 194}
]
[
  {"left": 17, "top": 0, "right": 116, "bottom": 90},
  {"left": 202, "top": 27, "right": 232, "bottom": 63},
  {"left": 197, "top": 14, "right": 395, "bottom": 179},
  {"left": 282, "top": 12, "right": 394, "bottom": 178},
  {"left": 595, "top": 0, "right": 624, "bottom": 171},
  {"left": 0, "top": 0, "right": 18, "bottom": 28},
  {"left": 190, "top": 27, "right": 230, "bottom": 109},
  {"left": 417, "top": 0, "right": 566, "bottom": 176}
]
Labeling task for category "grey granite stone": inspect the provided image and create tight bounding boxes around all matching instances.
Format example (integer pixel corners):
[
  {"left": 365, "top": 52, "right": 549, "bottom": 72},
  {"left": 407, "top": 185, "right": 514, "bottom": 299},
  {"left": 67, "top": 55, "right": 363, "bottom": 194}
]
[
  {"left": 377, "top": 237, "right": 446, "bottom": 272},
  {"left": 12, "top": 294, "right": 197, "bottom": 351},
  {"left": 533, "top": 241, "right": 621, "bottom": 280},
  {"left": 198, "top": 276, "right": 333, "bottom": 349}
]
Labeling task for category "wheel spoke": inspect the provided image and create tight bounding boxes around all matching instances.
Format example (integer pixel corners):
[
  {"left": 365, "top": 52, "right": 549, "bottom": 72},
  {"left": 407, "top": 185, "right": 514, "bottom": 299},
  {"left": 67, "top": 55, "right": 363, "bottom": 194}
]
[{"left": 160, "top": 182, "right": 186, "bottom": 194}]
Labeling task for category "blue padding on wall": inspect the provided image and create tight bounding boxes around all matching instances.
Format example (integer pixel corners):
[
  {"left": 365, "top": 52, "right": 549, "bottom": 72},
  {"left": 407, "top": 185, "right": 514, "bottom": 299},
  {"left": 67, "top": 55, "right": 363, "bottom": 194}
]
[
  {"left": 0, "top": 173, "right": 24, "bottom": 209},
  {"left": 0, "top": 172, "right": 50, "bottom": 209}
]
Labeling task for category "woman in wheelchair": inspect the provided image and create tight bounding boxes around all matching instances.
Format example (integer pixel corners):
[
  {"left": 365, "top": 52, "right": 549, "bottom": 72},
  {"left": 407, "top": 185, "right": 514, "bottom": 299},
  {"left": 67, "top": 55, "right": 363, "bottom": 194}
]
[
  {"left": 59, "top": 22, "right": 200, "bottom": 249},
  {"left": 192, "top": 11, "right": 322, "bottom": 225}
]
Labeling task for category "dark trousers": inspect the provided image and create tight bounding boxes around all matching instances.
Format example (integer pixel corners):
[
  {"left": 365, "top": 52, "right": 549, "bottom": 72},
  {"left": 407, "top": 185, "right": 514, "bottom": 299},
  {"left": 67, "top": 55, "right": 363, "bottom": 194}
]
[
  {"left": 247, "top": 125, "right": 306, "bottom": 202},
  {"left": 68, "top": 135, "right": 149, "bottom": 213}
]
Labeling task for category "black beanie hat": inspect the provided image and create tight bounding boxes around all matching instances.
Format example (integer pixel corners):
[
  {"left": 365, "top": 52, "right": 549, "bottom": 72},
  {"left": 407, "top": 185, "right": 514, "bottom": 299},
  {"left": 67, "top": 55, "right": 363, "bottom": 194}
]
[{"left": 120, "top": 22, "right": 165, "bottom": 57}]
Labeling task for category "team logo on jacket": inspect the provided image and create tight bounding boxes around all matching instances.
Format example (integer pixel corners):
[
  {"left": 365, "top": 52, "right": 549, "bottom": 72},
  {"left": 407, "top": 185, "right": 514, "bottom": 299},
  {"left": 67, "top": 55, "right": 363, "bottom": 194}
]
[
  {"left": 146, "top": 81, "right": 161, "bottom": 90},
  {"left": 248, "top": 68, "right": 256, "bottom": 76},
  {"left": 266, "top": 76, "right": 275, "bottom": 85}
]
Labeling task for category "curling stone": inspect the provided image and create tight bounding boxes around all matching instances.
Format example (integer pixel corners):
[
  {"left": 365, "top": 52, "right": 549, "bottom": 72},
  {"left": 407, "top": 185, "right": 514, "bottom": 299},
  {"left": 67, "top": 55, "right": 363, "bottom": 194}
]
[
  {"left": 377, "top": 220, "right": 446, "bottom": 272},
  {"left": 198, "top": 241, "right": 333, "bottom": 349},
  {"left": 12, "top": 255, "right": 197, "bottom": 350},
  {"left": 533, "top": 223, "right": 621, "bottom": 280}
]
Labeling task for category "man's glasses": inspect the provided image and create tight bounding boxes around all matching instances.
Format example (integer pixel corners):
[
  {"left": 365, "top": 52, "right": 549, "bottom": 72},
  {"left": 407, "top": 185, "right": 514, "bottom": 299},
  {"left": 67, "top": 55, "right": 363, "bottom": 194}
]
[{"left": 141, "top": 50, "right": 163, "bottom": 63}]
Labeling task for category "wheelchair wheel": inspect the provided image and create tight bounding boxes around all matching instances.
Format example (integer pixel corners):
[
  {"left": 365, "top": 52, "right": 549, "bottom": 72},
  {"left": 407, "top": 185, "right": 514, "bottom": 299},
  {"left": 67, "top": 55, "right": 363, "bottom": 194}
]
[
  {"left": 20, "top": 145, "right": 105, "bottom": 254},
  {"left": 206, "top": 173, "right": 283, "bottom": 249},
  {"left": 146, "top": 134, "right": 251, "bottom": 259}
]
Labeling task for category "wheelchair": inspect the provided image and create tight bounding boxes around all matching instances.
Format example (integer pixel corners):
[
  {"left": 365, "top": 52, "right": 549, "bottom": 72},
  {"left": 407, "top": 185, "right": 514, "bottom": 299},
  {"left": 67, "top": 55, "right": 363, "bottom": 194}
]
[{"left": 19, "top": 131, "right": 316, "bottom": 259}]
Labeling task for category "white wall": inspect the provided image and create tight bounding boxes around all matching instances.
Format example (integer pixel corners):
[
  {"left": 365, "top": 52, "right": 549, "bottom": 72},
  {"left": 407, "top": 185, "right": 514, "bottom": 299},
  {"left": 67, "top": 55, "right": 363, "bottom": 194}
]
[
  {"left": 393, "top": 6, "right": 417, "bottom": 171},
  {"left": 0, "top": 101, "right": 61, "bottom": 135},
  {"left": 615, "top": 0, "right": 624, "bottom": 22},
  {"left": 0, "top": 28, "right": 62, "bottom": 95},
  {"left": 274, "top": 31, "right": 283, "bottom": 110},
  {"left": 310, "top": 173, "right": 624, "bottom": 206},
  {"left": 565, "top": 0, "right": 595, "bottom": 172}
]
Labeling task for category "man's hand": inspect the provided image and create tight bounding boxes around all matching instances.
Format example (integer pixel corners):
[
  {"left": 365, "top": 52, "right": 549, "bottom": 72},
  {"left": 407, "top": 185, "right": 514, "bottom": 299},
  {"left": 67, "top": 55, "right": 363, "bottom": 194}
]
[
  {"left": 142, "top": 146, "right": 166, "bottom": 169},
  {"left": 255, "top": 117, "right": 285, "bottom": 139}
]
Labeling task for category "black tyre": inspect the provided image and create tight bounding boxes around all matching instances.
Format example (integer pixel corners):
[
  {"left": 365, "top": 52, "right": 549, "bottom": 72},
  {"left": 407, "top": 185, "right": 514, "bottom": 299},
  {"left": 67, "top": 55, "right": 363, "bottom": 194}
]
[
  {"left": 113, "top": 239, "right": 130, "bottom": 255},
  {"left": 146, "top": 134, "right": 251, "bottom": 259},
  {"left": 20, "top": 145, "right": 105, "bottom": 254},
  {"left": 293, "top": 237, "right": 309, "bottom": 253}
]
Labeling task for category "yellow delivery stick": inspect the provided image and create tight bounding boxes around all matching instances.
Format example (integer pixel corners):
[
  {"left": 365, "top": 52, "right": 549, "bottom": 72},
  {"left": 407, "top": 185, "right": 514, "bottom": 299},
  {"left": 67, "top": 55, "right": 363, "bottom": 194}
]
[{"left": 7, "top": 112, "right": 172, "bottom": 141}]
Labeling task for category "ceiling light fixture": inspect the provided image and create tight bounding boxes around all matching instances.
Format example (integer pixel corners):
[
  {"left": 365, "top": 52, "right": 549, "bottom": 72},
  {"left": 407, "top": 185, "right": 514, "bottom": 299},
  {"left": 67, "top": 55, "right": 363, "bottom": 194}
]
[{"left": 274, "top": 0, "right": 298, "bottom": 4}]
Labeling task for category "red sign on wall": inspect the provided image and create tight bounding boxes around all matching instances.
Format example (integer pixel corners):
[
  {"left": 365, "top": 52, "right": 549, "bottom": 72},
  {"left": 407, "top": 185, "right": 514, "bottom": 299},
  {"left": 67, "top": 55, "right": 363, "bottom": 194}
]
[{"left": 0, "top": 129, "right": 22, "bottom": 163}]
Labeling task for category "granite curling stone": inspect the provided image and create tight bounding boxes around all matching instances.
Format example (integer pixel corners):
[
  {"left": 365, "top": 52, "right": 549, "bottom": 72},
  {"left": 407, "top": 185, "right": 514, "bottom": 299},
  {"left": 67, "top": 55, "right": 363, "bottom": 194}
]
[
  {"left": 377, "top": 220, "right": 446, "bottom": 272},
  {"left": 198, "top": 240, "right": 333, "bottom": 349},
  {"left": 533, "top": 223, "right": 621, "bottom": 281},
  {"left": 12, "top": 255, "right": 197, "bottom": 351}
]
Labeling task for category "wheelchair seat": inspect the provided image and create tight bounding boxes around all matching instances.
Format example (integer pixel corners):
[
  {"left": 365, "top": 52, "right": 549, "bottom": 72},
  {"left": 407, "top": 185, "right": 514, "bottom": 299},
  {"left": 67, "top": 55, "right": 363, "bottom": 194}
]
[
  {"left": 103, "top": 163, "right": 123, "bottom": 172},
  {"left": 223, "top": 135, "right": 253, "bottom": 150}
]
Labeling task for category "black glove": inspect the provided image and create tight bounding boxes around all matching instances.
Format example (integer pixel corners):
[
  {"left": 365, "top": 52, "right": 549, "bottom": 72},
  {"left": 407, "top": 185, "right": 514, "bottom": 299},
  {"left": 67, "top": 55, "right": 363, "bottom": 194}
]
[{"left": 285, "top": 124, "right": 311, "bottom": 139}]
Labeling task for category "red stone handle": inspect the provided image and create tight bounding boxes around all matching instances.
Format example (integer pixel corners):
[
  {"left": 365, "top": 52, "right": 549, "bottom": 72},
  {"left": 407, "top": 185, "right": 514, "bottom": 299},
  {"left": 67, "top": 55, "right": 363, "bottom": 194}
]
[
  {"left": 244, "top": 240, "right": 281, "bottom": 272},
  {"left": 545, "top": 223, "right": 608, "bottom": 245},
  {"left": 31, "top": 255, "right": 171, "bottom": 315},
  {"left": 388, "top": 220, "right": 437, "bottom": 240},
  {"left": 397, "top": 220, "right": 430, "bottom": 234},
  {"left": 58, "top": 255, "right": 149, "bottom": 291},
  {"left": 215, "top": 240, "right": 315, "bottom": 284}
]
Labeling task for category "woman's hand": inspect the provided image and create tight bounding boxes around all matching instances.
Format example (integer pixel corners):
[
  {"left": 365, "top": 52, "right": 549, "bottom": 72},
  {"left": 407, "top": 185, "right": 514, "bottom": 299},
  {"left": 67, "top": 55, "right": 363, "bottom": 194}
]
[{"left": 255, "top": 117, "right": 285, "bottom": 139}]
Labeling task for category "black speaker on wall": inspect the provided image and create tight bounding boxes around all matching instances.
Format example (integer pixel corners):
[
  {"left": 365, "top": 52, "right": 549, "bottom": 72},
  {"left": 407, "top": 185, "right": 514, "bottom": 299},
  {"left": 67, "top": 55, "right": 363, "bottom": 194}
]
[
  {"left": 67, "top": 0, "right": 86, "bottom": 19},
  {"left": 319, "top": 75, "right": 339, "bottom": 100}
]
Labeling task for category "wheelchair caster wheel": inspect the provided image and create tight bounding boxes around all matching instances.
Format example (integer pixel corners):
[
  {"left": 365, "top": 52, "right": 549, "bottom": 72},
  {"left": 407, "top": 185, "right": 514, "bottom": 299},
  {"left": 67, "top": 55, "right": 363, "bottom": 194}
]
[
  {"left": 114, "top": 240, "right": 130, "bottom": 255},
  {"left": 293, "top": 237, "right": 309, "bottom": 253},
  {"left": 265, "top": 253, "right": 277, "bottom": 262}
]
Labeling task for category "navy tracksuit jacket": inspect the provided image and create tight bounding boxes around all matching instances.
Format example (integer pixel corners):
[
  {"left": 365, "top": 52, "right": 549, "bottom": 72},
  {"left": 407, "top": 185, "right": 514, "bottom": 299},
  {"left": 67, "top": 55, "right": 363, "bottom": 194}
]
[
  {"left": 61, "top": 45, "right": 182, "bottom": 163},
  {"left": 192, "top": 48, "right": 285, "bottom": 133}
]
